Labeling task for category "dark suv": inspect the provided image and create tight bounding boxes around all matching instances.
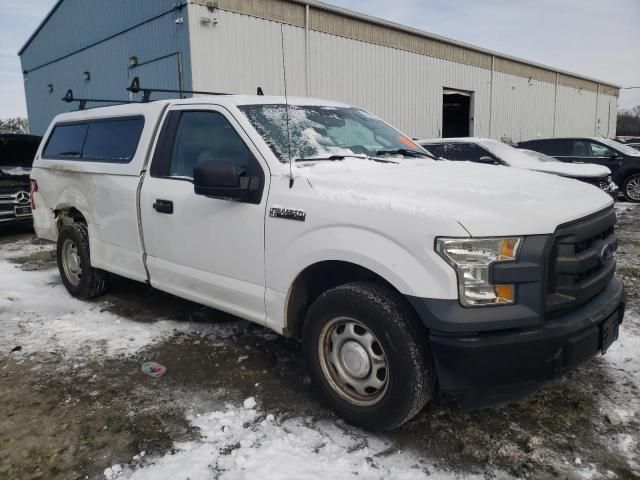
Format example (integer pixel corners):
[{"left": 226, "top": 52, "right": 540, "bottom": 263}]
[
  {"left": 0, "top": 134, "right": 42, "bottom": 226},
  {"left": 518, "top": 137, "right": 640, "bottom": 202}
]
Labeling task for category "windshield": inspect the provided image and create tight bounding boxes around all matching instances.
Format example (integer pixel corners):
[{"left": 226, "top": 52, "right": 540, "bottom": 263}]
[
  {"left": 238, "top": 104, "right": 431, "bottom": 162},
  {"left": 597, "top": 137, "right": 640, "bottom": 157},
  {"left": 519, "top": 149, "right": 560, "bottom": 163},
  {"left": 0, "top": 136, "right": 40, "bottom": 168}
]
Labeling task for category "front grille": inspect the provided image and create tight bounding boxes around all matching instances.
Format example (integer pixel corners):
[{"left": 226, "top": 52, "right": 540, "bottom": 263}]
[
  {"left": 546, "top": 207, "right": 617, "bottom": 317},
  {"left": 580, "top": 176, "right": 610, "bottom": 191}
]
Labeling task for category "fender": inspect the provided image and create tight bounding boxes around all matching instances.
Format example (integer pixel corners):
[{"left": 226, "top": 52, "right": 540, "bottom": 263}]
[{"left": 264, "top": 224, "right": 462, "bottom": 333}]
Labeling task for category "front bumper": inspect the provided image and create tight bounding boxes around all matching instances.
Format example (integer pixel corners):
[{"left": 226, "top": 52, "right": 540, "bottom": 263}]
[
  {"left": 602, "top": 181, "right": 619, "bottom": 198},
  {"left": 411, "top": 276, "right": 625, "bottom": 409}
]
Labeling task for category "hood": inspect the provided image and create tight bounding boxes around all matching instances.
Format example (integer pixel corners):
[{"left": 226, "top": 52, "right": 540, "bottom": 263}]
[
  {"left": 300, "top": 159, "right": 613, "bottom": 237},
  {"left": 511, "top": 160, "right": 610, "bottom": 178}
]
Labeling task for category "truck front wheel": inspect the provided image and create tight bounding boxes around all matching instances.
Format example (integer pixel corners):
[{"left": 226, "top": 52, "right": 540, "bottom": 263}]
[
  {"left": 302, "top": 282, "right": 435, "bottom": 430},
  {"left": 57, "top": 223, "right": 108, "bottom": 299}
]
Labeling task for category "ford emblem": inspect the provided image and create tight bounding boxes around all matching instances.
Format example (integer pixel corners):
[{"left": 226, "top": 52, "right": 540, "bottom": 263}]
[{"left": 600, "top": 243, "right": 616, "bottom": 264}]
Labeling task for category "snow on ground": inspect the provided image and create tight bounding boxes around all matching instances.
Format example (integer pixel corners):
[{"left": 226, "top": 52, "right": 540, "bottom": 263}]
[
  {"left": 111, "top": 400, "right": 507, "bottom": 480},
  {"left": 0, "top": 239, "right": 240, "bottom": 360}
]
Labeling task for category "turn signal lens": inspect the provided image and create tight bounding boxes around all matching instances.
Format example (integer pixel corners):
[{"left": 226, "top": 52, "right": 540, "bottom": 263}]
[
  {"left": 500, "top": 238, "right": 518, "bottom": 260},
  {"left": 495, "top": 284, "right": 514, "bottom": 303}
]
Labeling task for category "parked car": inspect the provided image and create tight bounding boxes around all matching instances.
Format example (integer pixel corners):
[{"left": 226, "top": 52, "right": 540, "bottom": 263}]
[
  {"left": 616, "top": 136, "right": 640, "bottom": 144},
  {"left": 418, "top": 137, "right": 618, "bottom": 197},
  {"left": 517, "top": 137, "right": 640, "bottom": 202},
  {"left": 31, "top": 96, "right": 624, "bottom": 430},
  {"left": 0, "top": 134, "right": 41, "bottom": 226},
  {"left": 627, "top": 143, "right": 640, "bottom": 152}
]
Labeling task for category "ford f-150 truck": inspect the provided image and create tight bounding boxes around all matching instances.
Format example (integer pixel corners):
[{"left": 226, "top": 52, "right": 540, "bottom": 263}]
[{"left": 30, "top": 95, "right": 625, "bottom": 430}]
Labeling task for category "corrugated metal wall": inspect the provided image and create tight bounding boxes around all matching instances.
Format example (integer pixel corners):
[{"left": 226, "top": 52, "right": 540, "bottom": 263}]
[
  {"left": 188, "top": 8, "right": 306, "bottom": 97},
  {"left": 20, "top": 0, "right": 193, "bottom": 134},
  {"left": 189, "top": 6, "right": 618, "bottom": 141},
  {"left": 21, "top": 0, "right": 619, "bottom": 139}
]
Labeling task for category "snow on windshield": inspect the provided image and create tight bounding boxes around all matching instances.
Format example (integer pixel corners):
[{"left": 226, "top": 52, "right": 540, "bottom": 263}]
[
  {"left": 239, "top": 105, "right": 424, "bottom": 163},
  {"left": 519, "top": 149, "right": 559, "bottom": 163},
  {"left": 480, "top": 140, "right": 545, "bottom": 167},
  {"left": 598, "top": 137, "right": 640, "bottom": 157}
]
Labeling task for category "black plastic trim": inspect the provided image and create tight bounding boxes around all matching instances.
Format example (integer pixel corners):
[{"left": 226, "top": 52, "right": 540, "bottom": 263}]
[{"left": 430, "top": 276, "right": 625, "bottom": 410}]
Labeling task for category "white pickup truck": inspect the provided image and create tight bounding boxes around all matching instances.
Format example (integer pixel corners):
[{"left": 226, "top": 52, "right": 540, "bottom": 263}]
[{"left": 30, "top": 95, "right": 625, "bottom": 430}]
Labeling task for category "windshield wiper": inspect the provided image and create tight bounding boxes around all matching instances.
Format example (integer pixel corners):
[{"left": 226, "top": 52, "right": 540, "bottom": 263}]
[
  {"left": 296, "top": 154, "right": 397, "bottom": 164},
  {"left": 376, "top": 148, "right": 432, "bottom": 158}
]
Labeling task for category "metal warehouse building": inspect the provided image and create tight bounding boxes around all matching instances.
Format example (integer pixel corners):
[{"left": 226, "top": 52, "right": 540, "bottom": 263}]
[{"left": 20, "top": 0, "right": 620, "bottom": 140}]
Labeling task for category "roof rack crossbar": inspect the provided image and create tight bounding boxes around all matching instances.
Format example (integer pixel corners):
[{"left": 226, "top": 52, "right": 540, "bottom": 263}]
[
  {"left": 127, "top": 77, "right": 230, "bottom": 102},
  {"left": 62, "top": 89, "right": 137, "bottom": 110}
]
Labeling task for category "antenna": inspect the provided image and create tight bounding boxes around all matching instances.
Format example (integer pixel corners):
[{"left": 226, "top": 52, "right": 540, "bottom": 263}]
[
  {"left": 127, "top": 77, "right": 230, "bottom": 102},
  {"left": 280, "top": 24, "right": 294, "bottom": 188}
]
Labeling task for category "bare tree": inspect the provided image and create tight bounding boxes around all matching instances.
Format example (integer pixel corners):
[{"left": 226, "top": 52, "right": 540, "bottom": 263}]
[
  {"left": 617, "top": 105, "right": 640, "bottom": 136},
  {"left": 0, "top": 118, "right": 30, "bottom": 135}
]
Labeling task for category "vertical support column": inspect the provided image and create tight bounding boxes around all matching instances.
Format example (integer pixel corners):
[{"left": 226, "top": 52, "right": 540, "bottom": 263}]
[
  {"left": 488, "top": 55, "right": 495, "bottom": 138},
  {"left": 305, "top": 4, "right": 310, "bottom": 97},
  {"left": 594, "top": 82, "right": 600, "bottom": 136},
  {"left": 552, "top": 72, "right": 559, "bottom": 137}
]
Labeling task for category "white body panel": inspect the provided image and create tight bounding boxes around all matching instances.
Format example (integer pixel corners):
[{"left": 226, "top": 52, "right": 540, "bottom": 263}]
[{"left": 31, "top": 96, "right": 613, "bottom": 335}]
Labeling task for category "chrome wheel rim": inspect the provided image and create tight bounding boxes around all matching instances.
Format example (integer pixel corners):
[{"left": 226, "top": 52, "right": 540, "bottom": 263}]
[
  {"left": 61, "top": 239, "right": 82, "bottom": 286},
  {"left": 318, "top": 317, "right": 389, "bottom": 406},
  {"left": 627, "top": 177, "right": 640, "bottom": 201}
]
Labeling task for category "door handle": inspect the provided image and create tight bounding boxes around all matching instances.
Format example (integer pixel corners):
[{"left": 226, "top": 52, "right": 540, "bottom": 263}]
[{"left": 153, "top": 199, "right": 174, "bottom": 214}]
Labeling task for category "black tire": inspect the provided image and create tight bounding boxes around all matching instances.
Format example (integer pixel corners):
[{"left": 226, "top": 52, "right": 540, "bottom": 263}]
[
  {"left": 302, "top": 281, "right": 435, "bottom": 431},
  {"left": 622, "top": 173, "right": 640, "bottom": 203},
  {"left": 56, "top": 223, "right": 108, "bottom": 299}
]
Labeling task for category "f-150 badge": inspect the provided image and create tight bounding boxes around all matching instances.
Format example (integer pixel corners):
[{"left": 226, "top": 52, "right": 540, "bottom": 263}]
[{"left": 270, "top": 207, "right": 306, "bottom": 222}]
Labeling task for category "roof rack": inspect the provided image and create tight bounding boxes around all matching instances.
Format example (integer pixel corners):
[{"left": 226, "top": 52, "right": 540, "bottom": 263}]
[
  {"left": 127, "top": 77, "right": 230, "bottom": 102},
  {"left": 62, "top": 89, "right": 137, "bottom": 110}
]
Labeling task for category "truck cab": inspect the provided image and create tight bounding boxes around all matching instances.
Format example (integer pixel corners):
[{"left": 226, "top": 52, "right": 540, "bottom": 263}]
[{"left": 30, "top": 96, "right": 625, "bottom": 430}]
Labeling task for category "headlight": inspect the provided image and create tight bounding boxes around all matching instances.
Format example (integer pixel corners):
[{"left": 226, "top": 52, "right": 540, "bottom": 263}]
[{"left": 436, "top": 237, "right": 522, "bottom": 307}]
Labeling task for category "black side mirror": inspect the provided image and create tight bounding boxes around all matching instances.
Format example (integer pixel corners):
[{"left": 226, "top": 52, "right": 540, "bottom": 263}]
[
  {"left": 478, "top": 156, "right": 500, "bottom": 165},
  {"left": 194, "top": 160, "right": 261, "bottom": 203}
]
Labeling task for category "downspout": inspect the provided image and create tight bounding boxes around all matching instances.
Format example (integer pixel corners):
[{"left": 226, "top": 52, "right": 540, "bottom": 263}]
[
  {"left": 305, "top": 4, "right": 310, "bottom": 96},
  {"left": 552, "top": 72, "right": 559, "bottom": 137},
  {"left": 594, "top": 82, "right": 600, "bottom": 136},
  {"left": 488, "top": 55, "right": 494, "bottom": 138}
]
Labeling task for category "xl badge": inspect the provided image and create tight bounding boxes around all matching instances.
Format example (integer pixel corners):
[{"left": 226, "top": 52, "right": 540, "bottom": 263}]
[
  {"left": 270, "top": 207, "right": 306, "bottom": 222},
  {"left": 600, "top": 243, "right": 616, "bottom": 265}
]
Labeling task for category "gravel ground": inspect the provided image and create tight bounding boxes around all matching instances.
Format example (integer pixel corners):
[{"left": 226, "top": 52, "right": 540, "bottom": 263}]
[{"left": 0, "top": 205, "right": 638, "bottom": 480}]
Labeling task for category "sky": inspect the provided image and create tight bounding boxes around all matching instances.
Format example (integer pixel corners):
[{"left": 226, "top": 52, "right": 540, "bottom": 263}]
[{"left": 1, "top": 0, "right": 639, "bottom": 120}]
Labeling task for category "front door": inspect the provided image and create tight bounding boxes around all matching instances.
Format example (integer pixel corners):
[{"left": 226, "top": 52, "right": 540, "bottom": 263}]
[
  {"left": 140, "top": 105, "right": 269, "bottom": 324},
  {"left": 569, "top": 140, "right": 622, "bottom": 174}
]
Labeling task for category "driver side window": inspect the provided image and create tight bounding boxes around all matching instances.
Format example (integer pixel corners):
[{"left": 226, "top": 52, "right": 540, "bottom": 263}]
[
  {"left": 589, "top": 143, "right": 611, "bottom": 157},
  {"left": 169, "top": 111, "right": 253, "bottom": 179}
]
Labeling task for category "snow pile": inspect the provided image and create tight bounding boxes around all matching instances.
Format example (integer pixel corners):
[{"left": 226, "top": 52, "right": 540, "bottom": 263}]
[
  {"left": 111, "top": 399, "right": 500, "bottom": 480},
  {"left": 0, "top": 166, "right": 31, "bottom": 176},
  {"left": 0, "top": 243, "right": 241, "bottom": 359}
]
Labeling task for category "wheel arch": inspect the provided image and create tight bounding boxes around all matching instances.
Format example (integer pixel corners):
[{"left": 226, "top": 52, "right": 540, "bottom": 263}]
[{"left": 283, "top": 260, "right": 420, "bottom": 339}]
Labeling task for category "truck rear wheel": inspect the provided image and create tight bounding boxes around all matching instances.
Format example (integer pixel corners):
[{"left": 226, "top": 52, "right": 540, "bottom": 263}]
[
  {"left": 622, "top": 173, "right": 640, "bottom": 203},
  {"left": 302, "top": 281, "right": 434, "bottom": 430},
  {"left": 57, "top": 223, "right": 108, "bottom": 299}
]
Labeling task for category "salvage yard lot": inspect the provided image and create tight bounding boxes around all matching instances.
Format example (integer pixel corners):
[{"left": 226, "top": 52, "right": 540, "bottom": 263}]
[{"left": 1, "top": 205, "right": 639, "bottom": 480}]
